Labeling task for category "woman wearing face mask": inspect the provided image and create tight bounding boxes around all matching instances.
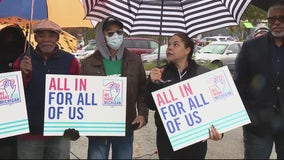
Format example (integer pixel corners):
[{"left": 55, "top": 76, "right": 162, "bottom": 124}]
[{"left": 80, "top": 17, "right": 149, "bottom": 159}]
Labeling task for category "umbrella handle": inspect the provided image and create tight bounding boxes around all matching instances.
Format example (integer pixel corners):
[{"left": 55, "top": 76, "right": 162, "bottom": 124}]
[{"left": 25, "top": 0, "right": 35, "bottom": 57}]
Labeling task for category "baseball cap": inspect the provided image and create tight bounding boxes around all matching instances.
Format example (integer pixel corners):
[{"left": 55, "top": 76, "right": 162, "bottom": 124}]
[
  {"left": 33, "top": 19, "right": 62, "bottom": 34},
  {"left": 254, "top": 23, "right": 268, "bottom": 37},
  {"left": 103, "top": 17, "right": 123, "bottom": 30}
]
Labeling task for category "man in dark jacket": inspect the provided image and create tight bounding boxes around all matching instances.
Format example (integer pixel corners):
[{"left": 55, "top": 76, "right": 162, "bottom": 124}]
[
  {"left": 13, "top": 19, "right": 80, "bottom": 159},
  {"left": 234, "top": 1, "right": 284, "bottom": 159},
  {"left": 80, "top": 16, "right": 149, "bottom": 159},
  {"left": 0, "top": 25, "right": 27, "bottom": 159}
]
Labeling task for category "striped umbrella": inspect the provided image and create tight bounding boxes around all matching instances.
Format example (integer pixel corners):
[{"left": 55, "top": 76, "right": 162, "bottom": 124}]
[{"left": 83, "top": 0, "right": 251, "bottom": 37}]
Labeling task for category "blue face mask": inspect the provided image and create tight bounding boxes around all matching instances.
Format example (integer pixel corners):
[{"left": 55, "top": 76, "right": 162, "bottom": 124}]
[{"left": 106, "top": 32, "right": 123, "bottom": 50}]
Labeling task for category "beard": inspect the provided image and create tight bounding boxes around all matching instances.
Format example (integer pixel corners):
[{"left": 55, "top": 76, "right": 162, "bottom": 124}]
[
  {"left": 271, "top": 31, "right": 284, "bottom": 39},
  {"left": 38, "top": 43, "right": 56, "bottom": 54},
  {"left": 270, "top": 24, "right": 284, "bottom": 39}
]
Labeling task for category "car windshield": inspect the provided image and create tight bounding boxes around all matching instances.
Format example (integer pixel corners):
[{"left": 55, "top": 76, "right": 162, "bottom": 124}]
[{"left": 199, "top": 44, "right": 227, "bottom": 55}]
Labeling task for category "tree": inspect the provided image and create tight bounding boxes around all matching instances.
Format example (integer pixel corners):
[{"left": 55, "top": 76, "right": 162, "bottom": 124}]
[
  {"left": 227, "top": 4, "right": 267, "bottom": 40},
  {"left": 242, "top": 5, "right": 267, "bottom": 25}
]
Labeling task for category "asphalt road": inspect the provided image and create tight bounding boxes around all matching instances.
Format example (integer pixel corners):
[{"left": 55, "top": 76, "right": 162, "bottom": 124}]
[{"left": 70, "top": 111, "right": 277, "bottom": 159}]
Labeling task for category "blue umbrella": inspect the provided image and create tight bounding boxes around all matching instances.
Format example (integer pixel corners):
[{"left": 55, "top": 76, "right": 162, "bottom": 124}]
[
  {"left": 0, "top": 0, "right": 93, "bottom": 28},
  {"left": 0, "top": 0, "right": 94, "bottom": 54}
]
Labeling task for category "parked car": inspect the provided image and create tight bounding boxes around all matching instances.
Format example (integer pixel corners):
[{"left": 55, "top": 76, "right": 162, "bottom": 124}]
[
  {"left": 201, "top": 36, "right": 235, "bottom": 42},
  {"left": 73, "top": 37, "right": 159, "bottom": 61},
  {"left": 124, "top": 37, "right": 159, "bottom": 56},
  {"left": 141, "top": 44, "right": 202, "bottom": 63},
  {"left": 200, "top": 36, "right": 236, "bottom": 46},
  {"left": 194, "top": 41, "right": 243, "bottom": 71},
  {"left": 73, "top": 39, "right": 96, "bottom": 61},
  {"left": 141, "top": 44, "right": 168, "bottom": 63}
]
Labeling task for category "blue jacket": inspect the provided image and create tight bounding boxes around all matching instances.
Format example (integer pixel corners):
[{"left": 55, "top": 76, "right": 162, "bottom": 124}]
[{"left": 14, "top": 47, "right": 80, "bottom": 135}]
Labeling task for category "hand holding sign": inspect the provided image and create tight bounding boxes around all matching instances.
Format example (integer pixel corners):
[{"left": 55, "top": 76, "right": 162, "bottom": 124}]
[
  {"left": 150, "top": 67, "right": 166, "bottom": 84},
  {"left": 209, "top": 125, "right": 224, "bottom": 141},
  {"left": 63, "top": 128, "right": 80, "bottom": 141}
]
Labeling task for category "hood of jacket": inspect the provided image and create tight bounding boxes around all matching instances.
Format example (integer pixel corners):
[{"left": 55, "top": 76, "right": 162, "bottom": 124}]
[{"left": 95, "top": 18, "right": 125, "bottom": 61}]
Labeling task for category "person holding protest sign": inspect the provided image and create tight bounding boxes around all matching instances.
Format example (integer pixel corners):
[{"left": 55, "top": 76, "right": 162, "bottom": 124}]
[
  {"left": 234, "top": 1, "right": 284, "bottom": 159},
  {"left": 13, "top": 19, "right": 80, "bottom": 159},
  {"left": 80, "top": 16, "right": 149, "bottom": 159},
  {"left": 0, "top": 25, "right": 27, "bottom": 159},
  {"left": 144, "top": 32, "right": 224, "bottom": 159}
]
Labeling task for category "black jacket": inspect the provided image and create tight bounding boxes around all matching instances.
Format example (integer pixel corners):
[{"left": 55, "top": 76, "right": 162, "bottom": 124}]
[
  {"left": 234, "top": 33, "right": 284, "bottom": 136},
  {"left": 144, "top": 59, "right": 210, "bottom": 127}
]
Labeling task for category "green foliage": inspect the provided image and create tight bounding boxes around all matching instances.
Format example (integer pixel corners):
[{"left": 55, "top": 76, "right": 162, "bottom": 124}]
[
  {"left": 197, "top": 61, "right": 219, "bottom": 70},
  {"left": 242, "top": 5, "right": 267, "bottom": 25},
  {"left": 227, "top": 4, "right": 267, "bottom": 40}
]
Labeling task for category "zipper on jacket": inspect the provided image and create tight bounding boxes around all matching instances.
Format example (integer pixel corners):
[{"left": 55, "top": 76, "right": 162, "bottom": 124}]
[
  {"left": 178, "top": 70, "right": 187, "bottom": 80},
  {"left": 43, "top": 60, "right": 51, "bottom": 73}
]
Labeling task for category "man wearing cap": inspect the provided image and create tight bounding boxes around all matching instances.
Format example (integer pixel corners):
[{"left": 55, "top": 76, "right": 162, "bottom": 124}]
[
  {"left": 13, "top": 19, "right": 80, "bottom": 159},
  {"left": 80, "top": 16, "right": 149, "bottom": 159}
]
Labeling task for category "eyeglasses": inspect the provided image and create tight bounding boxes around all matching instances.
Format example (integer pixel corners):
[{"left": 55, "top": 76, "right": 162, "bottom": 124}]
[
  {"left": 267, "top": 16, "right": 284, "bottom": 24},
  {"left": 106, "top": 29, "right": 124, "bottom": 37}
]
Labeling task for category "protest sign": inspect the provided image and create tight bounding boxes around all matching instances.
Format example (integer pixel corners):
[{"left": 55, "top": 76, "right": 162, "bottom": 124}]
[
  {"left": 44, "top": 74, "right": 126, "bottom": 136},
  {"left": 0, "top": 71, "right": 29, "bottom": 138},
  {"left": 151, "top": 66, "right": 250, "bottom": 151}
]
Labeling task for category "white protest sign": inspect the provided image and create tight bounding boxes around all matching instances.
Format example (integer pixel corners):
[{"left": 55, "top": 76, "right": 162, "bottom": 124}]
[
  {"left": 0, "top": 71, "right": 29, "bottom": 138},
  {"left": 152, "top": 66, "right": 250, "bottom": 151},
  {"left": 44, "top": 74, "right": 126, "bottom": 136}
]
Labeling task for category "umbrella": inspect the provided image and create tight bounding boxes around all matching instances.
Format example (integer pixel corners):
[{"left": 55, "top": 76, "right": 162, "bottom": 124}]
[
  {"left": 83, "top": 0, "right": 251, "bottom": 37},
  {"left": 82, "top": 0, "right": 251, "bottom": 65},
  {"left": 0, "top": 0, "right": 97, "bottom": 54},
  {"left": 0, "top": 0, "right": 95, "bottom": 28},
  {"left": 0, "top": 17, "right": 78, "bottom": 53}
]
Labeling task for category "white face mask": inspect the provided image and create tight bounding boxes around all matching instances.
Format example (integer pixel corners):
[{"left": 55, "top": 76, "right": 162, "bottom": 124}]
[{"left": 106, "top": 33, "right": 123, "bottom": 50}]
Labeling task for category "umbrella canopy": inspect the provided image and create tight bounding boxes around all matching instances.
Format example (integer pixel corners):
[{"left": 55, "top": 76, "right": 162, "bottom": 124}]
[
  {"left": 0, "top": 20, "right": 78, "bottom": 53},
  {"left": 83, "top": 0, "right": 251, "bottom": 37},
  {"left": 0, "top": 0, "right": 95, "bottom": 28}
]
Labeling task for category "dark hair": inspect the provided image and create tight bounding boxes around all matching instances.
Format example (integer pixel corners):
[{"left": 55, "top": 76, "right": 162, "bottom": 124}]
[{"left": 173, "top": 32, "right": 195, "bottom": 60}]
